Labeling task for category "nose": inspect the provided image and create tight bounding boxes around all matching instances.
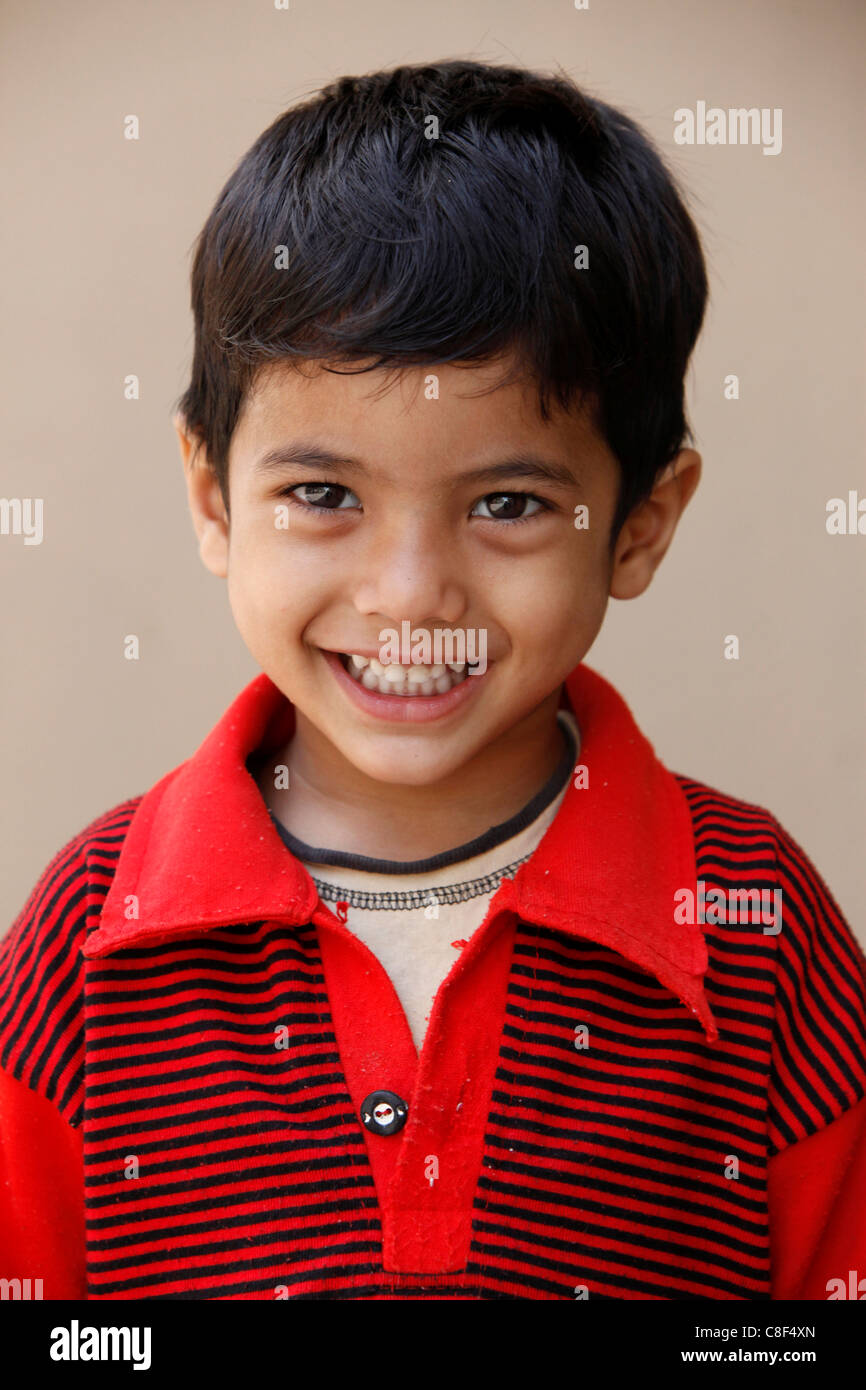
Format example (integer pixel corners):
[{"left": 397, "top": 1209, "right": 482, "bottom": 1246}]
[{"left": 352, "top": 510, "right": 468, "bottom": 629}]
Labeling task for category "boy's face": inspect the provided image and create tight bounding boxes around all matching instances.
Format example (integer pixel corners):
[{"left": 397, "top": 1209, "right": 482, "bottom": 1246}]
[{"left": 177, "top": 357, "right": 699, "bottom": 787}]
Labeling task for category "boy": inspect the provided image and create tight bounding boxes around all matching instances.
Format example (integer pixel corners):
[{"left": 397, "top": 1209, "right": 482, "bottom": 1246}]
[{"left": 2, "top": 59, "right": 864, "bottom": 1302}]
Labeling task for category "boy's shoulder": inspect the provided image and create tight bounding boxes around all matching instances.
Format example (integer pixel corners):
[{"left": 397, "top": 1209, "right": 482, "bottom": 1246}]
[
  {"left": 2, "top": 792, "right": 145, "bottom": 947},
  {"left": 0, "top": 794, "right": 145, "bottom": 1122},
  {"left": 673, "top": 767, "right": 861, "bottom": 926},
  {"left": 673, "top": 765, "right": 864, "bottom": 973},
  {"left": 675, "top": 766, "right": 789, "bottom": 828},
  {"left": 673, "top": 769, "right": 789, "bottom": 863},
  {"left": 673, "top": 768, "right": 866, "bottom": 1150}
]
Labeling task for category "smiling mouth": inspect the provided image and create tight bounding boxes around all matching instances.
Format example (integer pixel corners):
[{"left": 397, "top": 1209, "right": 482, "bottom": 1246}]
[{"left": 337, "top": 652, "right": 470, "bottom": 697}]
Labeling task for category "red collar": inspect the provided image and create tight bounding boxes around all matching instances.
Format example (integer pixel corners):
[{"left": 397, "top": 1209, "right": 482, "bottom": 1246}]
[{"left": 82, "top": 664, "right": 718, "bottom": 1043}]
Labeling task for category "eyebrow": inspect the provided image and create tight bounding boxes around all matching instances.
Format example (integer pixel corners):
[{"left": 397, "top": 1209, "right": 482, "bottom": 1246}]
[{"left": 254, "top": 442, "right": 580, "bottom": 490}]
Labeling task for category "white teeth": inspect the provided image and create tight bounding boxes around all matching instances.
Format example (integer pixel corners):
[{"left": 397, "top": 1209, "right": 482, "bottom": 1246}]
[{"left": 340, "top": 651, "right": 470, "bottom": 697}]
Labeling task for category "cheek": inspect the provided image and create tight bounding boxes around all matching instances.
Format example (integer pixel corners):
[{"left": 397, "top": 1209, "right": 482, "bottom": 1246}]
[
  {"left": 225, "top": 525, "right": 335, "bottom": 640},
  {"left": 492, "top": 532, "right": 610, "bottom": 645},
  {"left": 224, "top": 523, "right": 286, "bottom": 644}
]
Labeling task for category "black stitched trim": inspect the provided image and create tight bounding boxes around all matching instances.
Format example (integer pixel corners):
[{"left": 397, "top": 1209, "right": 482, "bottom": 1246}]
[{"left": 311, "top": 852, "right": 535, "bottom": 910}]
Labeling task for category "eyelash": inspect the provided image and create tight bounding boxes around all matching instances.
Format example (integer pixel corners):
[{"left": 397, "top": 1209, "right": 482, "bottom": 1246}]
[{"left": 277, "top": 483, "right": 552, "bottom": 526}]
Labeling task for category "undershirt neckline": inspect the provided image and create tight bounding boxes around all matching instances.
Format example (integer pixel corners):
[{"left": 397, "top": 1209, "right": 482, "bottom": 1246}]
[{"left": 268, "top": 709, "right": 578, "bottom": 875}]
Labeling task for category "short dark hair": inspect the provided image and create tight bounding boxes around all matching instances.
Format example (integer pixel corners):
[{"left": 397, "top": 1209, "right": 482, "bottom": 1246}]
[{"left": 174, "top": 58, "right": 708, "bottom": 539}]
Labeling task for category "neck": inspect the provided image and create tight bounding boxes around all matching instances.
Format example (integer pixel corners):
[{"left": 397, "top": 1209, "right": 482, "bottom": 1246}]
[{"left": 260, "top": 689, "right": 569, "bottom": 862}]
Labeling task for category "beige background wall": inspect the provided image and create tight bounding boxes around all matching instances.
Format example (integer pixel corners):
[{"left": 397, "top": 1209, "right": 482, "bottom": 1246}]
[{"left": 1, "top": 0, "right": 863, "bottom": 941}]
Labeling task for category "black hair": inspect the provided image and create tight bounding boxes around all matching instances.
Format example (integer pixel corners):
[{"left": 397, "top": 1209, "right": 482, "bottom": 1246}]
[{"left": 174, "top": 58, "right": 708, "bottom": 540}]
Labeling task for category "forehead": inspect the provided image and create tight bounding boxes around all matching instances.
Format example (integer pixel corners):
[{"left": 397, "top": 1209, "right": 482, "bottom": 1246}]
[{"left": 230, "top": 356, "right": 614, "bottom": 485}]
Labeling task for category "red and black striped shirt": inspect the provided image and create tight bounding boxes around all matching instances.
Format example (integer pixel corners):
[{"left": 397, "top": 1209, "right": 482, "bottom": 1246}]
[{"left": 2, "top": 663, "right": 865, "bottom": 1299}]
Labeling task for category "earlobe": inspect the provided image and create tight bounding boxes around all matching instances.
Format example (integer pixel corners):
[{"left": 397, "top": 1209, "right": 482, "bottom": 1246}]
[
  {"left": 609, "top": 523, "right": 655, "bottom": 602},
  {"left": 197, "top": 510, "right": 229, "bottom": 579}
]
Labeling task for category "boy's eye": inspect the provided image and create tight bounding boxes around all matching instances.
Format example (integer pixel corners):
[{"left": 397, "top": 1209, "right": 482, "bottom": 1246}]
[
  {"left": 471, "top": 492, "right": 546, "bottom": 522},
  {"left": 284, "top": 482, "right": 361, "bottom": 510},
  {"left": 280, "top": 483, "right": 548, "bottom": 523}
]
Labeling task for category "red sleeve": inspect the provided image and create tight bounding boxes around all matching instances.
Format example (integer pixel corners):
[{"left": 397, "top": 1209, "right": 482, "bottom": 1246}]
[
  {"left": 768, "top": 1093, "right": 866, "bottom": 1300},
  {"left": 0, "top": 1065, "right": 87, "bottom": 1299},
  {"left": 763, "top": 813, "right": 866, "bottom": 1300},
  {"left": 0, "top": 803, "right": 144, "bottom": 1303}
]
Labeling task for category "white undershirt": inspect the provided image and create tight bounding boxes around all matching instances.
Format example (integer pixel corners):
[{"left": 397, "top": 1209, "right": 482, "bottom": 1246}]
[{"left": 270, "top": 710, "right": 579, "bottom": 1052}]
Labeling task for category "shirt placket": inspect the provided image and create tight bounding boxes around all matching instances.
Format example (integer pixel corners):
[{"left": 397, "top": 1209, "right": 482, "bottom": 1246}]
[{"left": 310, "top": 878, "right": 520, "bottom": 1277}]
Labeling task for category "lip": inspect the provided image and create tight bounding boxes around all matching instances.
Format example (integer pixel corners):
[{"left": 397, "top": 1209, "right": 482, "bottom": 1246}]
[{"left": 321, "top": 649, "right": 489, "bottom": 724}]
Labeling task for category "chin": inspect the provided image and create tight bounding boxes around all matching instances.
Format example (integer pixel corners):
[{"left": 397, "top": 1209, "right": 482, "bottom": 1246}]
[{"left": 340, "top": 735, "right": 474, "bottom": 787}]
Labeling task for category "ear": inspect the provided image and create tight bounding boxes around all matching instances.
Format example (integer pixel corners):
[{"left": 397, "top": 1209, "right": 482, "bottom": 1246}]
[
  {"left": 609, "top": 448, "right": 701, "bottom": 600},
  {"left": 173, "top": 413, "right": 229, "bottom": 579}
]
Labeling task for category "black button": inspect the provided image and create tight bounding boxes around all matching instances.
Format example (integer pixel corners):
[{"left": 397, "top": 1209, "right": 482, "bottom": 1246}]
[{"left": 360, "top": 1090, "right": 408, "bottom": 1136}]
